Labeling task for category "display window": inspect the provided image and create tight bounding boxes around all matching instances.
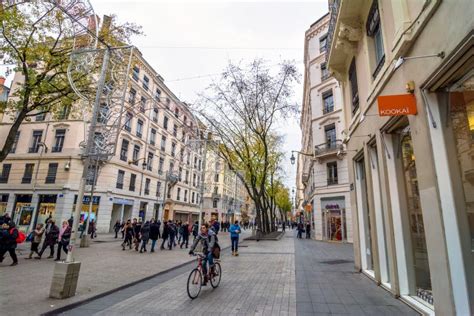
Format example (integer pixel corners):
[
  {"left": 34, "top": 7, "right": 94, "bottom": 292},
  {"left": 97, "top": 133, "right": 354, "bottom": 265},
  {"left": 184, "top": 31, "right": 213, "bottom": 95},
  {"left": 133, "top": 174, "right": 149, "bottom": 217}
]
[
  {"left": 0, "top": 194, "right": 9, "bottom": 217},
  {"left": 73, "top": 195, "right": 100, "bottom": 224},
  {"left": 36, "top": 195, "right": 58, "bottom": 225}
]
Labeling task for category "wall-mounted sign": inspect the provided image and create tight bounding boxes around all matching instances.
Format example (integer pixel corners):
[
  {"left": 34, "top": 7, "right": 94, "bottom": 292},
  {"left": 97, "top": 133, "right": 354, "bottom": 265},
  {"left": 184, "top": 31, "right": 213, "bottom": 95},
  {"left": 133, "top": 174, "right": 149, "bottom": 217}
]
[
  {"left": 377, "top": 94, "right": 417, "bottom": 116},
  {"left": 304, "top": 204, "right": 312, "bottom": 212}
]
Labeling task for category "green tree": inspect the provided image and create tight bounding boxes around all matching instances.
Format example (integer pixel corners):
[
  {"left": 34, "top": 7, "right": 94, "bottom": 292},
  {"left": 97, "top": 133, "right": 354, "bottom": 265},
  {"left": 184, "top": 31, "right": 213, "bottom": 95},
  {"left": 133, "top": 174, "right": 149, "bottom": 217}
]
[{"left": 0, "top": 2, "right": 141, "bottom": 162}]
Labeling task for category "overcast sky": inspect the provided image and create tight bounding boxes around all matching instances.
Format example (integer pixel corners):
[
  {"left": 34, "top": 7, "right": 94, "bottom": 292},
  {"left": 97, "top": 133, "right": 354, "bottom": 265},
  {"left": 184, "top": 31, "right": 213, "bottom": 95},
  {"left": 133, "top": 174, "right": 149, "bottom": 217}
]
[{"left": 2, "top": 0, "right": 330, "bottom": 190}]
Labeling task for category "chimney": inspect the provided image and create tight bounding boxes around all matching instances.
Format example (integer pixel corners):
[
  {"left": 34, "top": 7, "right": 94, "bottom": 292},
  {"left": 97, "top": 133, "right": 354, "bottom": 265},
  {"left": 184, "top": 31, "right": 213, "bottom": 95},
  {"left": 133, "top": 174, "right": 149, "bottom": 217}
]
[{"left": 0, "top": 76, "right": 5, "bottom": 86}]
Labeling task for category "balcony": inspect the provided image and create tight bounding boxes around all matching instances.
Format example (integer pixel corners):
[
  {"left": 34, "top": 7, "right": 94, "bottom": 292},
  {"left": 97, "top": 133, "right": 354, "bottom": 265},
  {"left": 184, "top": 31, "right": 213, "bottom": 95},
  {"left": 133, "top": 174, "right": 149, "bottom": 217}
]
[{"left": 314, "top": 139, "right": 345, "bottom": 162}]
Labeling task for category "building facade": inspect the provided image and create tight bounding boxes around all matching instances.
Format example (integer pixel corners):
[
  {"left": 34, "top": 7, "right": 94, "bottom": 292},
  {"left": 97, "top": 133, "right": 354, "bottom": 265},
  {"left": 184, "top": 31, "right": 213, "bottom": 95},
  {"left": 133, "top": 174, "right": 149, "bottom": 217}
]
[
  {"left": 299, "top": 13, "right": 352, "bottom": 242},
  {"left": 202, "top": 150, "right": 248, "bottom": 223},
  {"left": 326, "top": 0, "right": 473, "bottom": 314},
  {"left": 0, "top": 49, "right": 204, "bottom": 233}
]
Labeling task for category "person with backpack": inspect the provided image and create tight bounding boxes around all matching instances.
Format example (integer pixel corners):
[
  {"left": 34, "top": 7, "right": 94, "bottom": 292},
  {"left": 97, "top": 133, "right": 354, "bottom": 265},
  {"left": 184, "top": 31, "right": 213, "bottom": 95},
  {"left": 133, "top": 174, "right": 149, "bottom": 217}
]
[
  {"left": 26, "top": 223, "right": 45, "bottom": 259},
  {"left": 188, "top": 223, "right": 219, "bottom": 286},
  {"left": 55, "top": 220, "right": 71, "bottom": 261},
  {"left": 36, "top": 219, "right": 59, "bottom": 259},
  {"left": 229, "top": 220, "right": 242, "bottom": 256},
  {"left": 0, "top": 222, "right": 20, "bottom": 266}
]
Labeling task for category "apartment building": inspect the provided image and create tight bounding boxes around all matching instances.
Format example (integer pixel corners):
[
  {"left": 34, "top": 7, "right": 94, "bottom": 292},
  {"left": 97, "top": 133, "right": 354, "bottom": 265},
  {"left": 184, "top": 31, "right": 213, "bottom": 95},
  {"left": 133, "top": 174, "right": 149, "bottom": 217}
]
[
  {"left": 326, "top": 0, "right": 473, "bottom": 314},
  {"left": 298, "top": 13, "right": 352, "bottom": 242},
  {"left": 0, "top": 49, "right": 204, "bottom": 233},
  {"left": 202, "top": 150, "right": 247, "bottom": 223}
]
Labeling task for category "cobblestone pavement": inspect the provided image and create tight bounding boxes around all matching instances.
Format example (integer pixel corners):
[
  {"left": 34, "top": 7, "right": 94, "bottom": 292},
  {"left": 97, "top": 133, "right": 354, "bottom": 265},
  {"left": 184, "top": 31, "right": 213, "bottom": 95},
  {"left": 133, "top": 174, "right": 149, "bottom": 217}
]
[
  {"left": 294, "top": 238, "right": 418, "bottom": 316},
  {"left": 0, "top": 230, "right": 250, "bottom": 316},
  {"left": 59, "top": 232, "right": 418, "bottom": 316}
]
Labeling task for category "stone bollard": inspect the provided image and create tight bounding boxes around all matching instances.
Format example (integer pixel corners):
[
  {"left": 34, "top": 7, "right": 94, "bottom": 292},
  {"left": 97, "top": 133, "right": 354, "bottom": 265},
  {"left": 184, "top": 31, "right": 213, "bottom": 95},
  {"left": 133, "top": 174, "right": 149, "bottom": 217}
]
[
  {"left": 49, "top": 261, "right": 81, "bottom": 299},
  {"left": 80, "top": 235, "right": 90, "bottom": 248}
]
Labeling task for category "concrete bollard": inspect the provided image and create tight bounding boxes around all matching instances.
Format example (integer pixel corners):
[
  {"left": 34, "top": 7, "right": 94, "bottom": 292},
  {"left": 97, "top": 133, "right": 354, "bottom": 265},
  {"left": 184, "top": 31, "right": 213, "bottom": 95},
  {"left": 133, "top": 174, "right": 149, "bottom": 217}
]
[{"left": 49, "top": 261, "right": 81, "bottom": 299}]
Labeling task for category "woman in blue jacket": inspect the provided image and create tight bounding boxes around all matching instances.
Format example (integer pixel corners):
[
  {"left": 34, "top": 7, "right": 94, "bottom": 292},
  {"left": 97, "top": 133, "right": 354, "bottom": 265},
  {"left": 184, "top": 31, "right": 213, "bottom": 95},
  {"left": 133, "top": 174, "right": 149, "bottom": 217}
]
[{"left": 229, "top": 220, "right": 241, "bottom": 256}]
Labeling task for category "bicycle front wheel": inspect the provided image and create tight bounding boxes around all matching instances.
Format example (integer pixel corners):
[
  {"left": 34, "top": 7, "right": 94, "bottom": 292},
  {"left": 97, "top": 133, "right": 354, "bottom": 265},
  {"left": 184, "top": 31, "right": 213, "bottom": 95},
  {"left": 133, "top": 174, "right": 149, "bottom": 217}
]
[
  {"left": 210, "top": 262, "right": 222, "bottom": 288},
  {"left": 187, "top": 268, "right": 202, "bottom": 299}
]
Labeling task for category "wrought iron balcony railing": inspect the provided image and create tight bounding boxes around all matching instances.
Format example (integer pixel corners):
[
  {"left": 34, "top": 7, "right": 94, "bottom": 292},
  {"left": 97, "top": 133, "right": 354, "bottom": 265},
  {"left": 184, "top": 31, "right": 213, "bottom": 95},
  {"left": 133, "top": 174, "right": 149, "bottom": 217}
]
[
  {"left": 315, "top": 139, "right": 344, "bottom": 157},
  {"left": 326, "top": 0, "right": 340, "bottom": 64}
]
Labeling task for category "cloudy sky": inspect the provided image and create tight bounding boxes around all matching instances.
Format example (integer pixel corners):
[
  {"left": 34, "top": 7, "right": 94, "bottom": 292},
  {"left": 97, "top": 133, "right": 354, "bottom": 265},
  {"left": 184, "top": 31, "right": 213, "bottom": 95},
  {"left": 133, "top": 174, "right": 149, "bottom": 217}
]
[{"left": 2, "top": 0, "right": 330, "bottom": 189}]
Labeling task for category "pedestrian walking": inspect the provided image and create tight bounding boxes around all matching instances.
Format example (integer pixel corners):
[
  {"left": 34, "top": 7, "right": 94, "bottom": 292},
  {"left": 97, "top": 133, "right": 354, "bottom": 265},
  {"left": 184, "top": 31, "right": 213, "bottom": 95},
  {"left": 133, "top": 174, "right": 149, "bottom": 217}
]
[
  {"left": 160, "top": 221, "right": 169, "bottom": 250},
  {"left": 168, "top": 220, "right": 176, "bottom": 250},
  {"left": 305, "top": 222, "right": 311, "bottom": 239},
  {"left": 133, "top": 219, "right": 142, "bottom": 251},
  {"left": 156, "top": 220, "right": 161, "bottom": 239},
  {"left": 149, "top": 219, "right": 160, "bottom": 252},
  {"left": 180, "top": 221, "right": 190, "bottom": 248},
  {"left": 36, "top": 219, "right": 59, "bottom": 259},
  {"left": 282, "top": 221, "right": 286, "bottom": 232},
  {"left": 55, "top": 220, "right": 71, "bottom": 261},
  {"left": 88, "top": 219, "right": 96, "bottom": 239},
  {"left": 0, "top": 212, "right": 12, "bottom": 226},
  {"left": 192, "top": 221, "right": 199, "bottom": 240},
  {"left": 113, "top": 220, "right": 121, "bottom": 239},
  {"left": 0, "top": 222, "right": 19, "bottom": 266},
  {"left": 121, "top": 220, "right": 133, "bottom": 250},
  {"left": 229, "top": 220, "right": 242, "bottom": 256},
  {"left": 26, "top": 223, "right": 45, "bottom": 259},
  {"left": 297, "top": 222, "right": 304, "bottom": 239},
  {"left": 139, "top": 220, "right": 150, "bottom": 253},
  {"left": 120, "top": 221, "right": 125, "bottom": 239}
]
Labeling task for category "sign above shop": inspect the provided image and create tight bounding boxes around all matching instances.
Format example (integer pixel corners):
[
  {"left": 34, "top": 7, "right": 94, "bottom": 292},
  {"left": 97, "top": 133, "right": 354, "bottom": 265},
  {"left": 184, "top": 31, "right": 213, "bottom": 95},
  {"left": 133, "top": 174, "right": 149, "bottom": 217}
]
[{"left": 377, "top": 94, "right": 417, "bottom": 116}]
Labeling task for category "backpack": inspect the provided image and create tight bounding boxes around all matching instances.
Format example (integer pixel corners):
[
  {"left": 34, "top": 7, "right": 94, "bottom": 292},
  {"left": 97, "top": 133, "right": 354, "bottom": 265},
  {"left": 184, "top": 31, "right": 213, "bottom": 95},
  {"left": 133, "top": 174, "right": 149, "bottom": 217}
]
[{"left": 10, "top": 228, "right": 26, "bottom": 244}]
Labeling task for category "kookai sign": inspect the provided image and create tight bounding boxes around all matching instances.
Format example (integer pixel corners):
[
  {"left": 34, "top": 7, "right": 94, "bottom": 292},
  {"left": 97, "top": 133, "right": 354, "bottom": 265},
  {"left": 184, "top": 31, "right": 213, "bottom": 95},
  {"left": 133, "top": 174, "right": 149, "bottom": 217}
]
[{"left": 377, "top": 94, "right": 417, "bottom": 116}]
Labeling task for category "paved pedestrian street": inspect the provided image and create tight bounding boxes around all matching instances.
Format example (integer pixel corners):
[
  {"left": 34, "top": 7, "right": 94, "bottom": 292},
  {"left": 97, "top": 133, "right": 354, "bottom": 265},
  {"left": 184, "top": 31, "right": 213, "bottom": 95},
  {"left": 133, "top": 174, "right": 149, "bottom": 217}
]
[{"left": 56, "top": 232, "right": 418, "bottom": 316}]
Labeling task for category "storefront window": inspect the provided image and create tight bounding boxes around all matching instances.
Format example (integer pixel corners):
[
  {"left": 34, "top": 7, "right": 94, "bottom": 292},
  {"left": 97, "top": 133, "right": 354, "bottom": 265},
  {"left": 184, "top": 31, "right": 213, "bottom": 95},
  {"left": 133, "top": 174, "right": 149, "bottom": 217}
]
[
  {"left": 321, "top": 197, "right": 346, "bottom": 241},
  {"left": 73, "top": 195, "right": 100, "bottom": 224},
  {"left": 400, "top": 130, "right": 433, "bottom": 305},
  {"left": 0, "top": 194, "right": 9, "bottom": 216},
  {"left": 449, "top": 91, "right": 474, "bottom": 250},
  {"left": 37, "top": 195, "right": 58, "bottom": 225}
]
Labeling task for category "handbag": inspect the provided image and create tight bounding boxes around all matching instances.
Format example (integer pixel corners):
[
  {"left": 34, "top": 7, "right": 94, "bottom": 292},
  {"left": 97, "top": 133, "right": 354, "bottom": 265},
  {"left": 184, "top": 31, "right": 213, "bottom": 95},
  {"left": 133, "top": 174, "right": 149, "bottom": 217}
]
[{"left": 26, "top": 231, "right": 34, "bottom": 242}]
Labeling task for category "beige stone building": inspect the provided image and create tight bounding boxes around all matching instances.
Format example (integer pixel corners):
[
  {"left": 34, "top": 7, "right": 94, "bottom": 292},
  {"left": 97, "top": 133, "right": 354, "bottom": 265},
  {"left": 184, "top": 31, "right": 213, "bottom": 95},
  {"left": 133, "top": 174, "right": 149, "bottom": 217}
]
[
  {"left": 202, "top": 149, "right": 248, "bottom": 223},
  {"left": 326, "top": 0, "right": 473, "bottom": 314},
  {"left": 298, "top": 13, "right": 352, "bottom": 242},
  {"left": 0, "top": 49, "right": 204, "bottom": 233}
]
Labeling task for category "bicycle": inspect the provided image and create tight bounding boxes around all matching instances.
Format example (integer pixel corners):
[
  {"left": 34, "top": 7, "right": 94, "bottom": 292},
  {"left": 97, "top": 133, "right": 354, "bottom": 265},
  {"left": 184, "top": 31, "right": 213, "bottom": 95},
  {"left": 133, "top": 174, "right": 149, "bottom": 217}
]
[{"left": 187, "top": 253, "right": 222, "bottom": 299}]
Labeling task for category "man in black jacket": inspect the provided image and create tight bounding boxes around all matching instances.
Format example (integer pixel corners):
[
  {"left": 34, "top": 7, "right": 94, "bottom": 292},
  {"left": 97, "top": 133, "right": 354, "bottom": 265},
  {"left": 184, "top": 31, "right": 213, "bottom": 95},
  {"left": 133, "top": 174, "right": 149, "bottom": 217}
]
[
  {"left": 149, "top": 219, "right": 160, "bottom": 252},
  {"left": 36, "top": 219, "right": 59, "bottom": 259},
  {"left": 180, "top": 221, "right": 190, "bottom": 248},
  {"left": 0, "top": 222, "right": 19, "bottom": 266}
]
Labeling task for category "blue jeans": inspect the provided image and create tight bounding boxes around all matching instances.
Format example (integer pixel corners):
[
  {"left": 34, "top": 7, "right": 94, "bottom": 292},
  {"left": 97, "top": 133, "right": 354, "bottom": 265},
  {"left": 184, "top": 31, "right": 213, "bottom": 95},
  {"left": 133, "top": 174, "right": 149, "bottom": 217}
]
[
  {"left": 150, "top": 239, "right": 157, "bottom": 251},
  {"left": 202, "top": 252, "right": 214, "bottom": 276},
  {"left": 231, "top": 236, "right": 239, "bottom": 252}
]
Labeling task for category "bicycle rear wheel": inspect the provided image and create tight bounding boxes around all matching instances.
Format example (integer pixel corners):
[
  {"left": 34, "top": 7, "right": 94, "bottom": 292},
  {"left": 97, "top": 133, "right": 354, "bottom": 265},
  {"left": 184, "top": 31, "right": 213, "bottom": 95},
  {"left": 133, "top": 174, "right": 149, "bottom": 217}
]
[
  {"left": 187, "top": 268, "right": 202, "bottom": 299},
  {"left": 210, "top": 262, "right": 222, "bottom": 288}
]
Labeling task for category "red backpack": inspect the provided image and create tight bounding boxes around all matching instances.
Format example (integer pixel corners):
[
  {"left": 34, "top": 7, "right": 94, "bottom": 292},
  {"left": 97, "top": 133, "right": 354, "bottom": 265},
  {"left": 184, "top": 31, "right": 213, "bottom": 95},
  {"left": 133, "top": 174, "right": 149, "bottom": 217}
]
[{"left": 10, "top": 228, "right": 26, "bottom": 244}]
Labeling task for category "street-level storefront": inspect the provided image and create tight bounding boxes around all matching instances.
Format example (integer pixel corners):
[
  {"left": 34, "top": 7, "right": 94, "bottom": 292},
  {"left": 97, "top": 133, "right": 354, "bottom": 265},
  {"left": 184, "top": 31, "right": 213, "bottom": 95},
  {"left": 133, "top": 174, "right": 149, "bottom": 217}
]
[
  {"left": 73, "top": 195, "right": 101, "bottom": 225},
  {"left": 109, "top": 197, "right": 134, "bottom": 232},
  {"left": 321, "top": 197, "right": 346, "bottom": 241},
  {"left": 36, "top": 194, "right": 58, "bottom": 226},
  {"left": 0, "top": 194, "right": 9, "bottom": 216},
  {"left": 12, "top": 194, "right": 32, "bottom": 228}
]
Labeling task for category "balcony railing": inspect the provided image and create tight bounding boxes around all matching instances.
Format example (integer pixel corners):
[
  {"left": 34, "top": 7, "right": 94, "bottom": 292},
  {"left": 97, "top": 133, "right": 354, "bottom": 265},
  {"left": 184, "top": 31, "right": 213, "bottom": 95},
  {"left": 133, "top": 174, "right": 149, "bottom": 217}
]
[
  {"left": 315, "top": 139, "right": 344, "bottom": 157},
  {"left": 326, "top": 0, "right": 340, "bottom": 64}
]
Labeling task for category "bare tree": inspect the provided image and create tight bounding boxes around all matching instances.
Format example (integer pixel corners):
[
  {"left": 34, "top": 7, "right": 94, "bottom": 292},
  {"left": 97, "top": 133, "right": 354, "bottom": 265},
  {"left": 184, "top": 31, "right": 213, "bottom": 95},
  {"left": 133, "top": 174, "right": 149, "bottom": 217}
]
[{"left": 196, "top": 59, "right": 299, "bottom": 234}]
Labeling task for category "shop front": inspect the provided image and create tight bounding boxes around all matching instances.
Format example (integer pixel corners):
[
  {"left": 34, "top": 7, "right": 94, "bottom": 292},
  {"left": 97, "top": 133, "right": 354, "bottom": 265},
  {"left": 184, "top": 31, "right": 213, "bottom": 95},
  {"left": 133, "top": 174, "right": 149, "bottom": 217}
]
[
  {"left": 73, "top": 195, "right": 101, "bottom": 225},
  {"left": 110, "top": 197, "right": 133, "bottom": 232},
  {"left": 0, "top": 194, "right": 9, "bottom": 216},
  {"left": 12, "top": 194, "right": 32, "bottom": 227},
  {"left": 321, "top": 197, "right": 346, "bottom": 242},
  {"left": 36, "top": 194, "right": 58, "bottom": 226}
]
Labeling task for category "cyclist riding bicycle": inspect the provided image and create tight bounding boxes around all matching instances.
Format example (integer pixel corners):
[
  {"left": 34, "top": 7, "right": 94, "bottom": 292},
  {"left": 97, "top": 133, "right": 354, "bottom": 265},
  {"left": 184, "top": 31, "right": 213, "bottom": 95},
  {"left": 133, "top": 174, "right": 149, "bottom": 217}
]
[{"left": 189, "top": 223, "right": 218, "bottom": 286}]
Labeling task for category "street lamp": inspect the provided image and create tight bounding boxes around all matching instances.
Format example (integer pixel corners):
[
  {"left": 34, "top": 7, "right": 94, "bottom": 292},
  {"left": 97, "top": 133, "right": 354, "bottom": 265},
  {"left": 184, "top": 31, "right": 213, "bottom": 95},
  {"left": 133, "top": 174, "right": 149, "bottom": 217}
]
[
  {"left": 394, "top": 51, "right": 445, "bottom": 70},
  {"left": 290, "top": 150, "right": 314, "bottom": 165}
]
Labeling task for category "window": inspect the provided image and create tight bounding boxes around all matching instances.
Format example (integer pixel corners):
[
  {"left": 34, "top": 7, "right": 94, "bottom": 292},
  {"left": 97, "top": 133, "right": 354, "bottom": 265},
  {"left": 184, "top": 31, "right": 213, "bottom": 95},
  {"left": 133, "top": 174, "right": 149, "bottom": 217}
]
[
  {"left": 0, "top": 164, "right": 12, "bottom": 183},
  {"left": 86, "top": 164, "right": 98, "bottom": 186},
  {"left": 214, "top": 174, "right": 219, "bottom": 182},
  {"left": 166, "top": 97, "right": 171, "bottom": 109},
  {"left": 213, "top": 199, "right": 218, "bottom": 208},
  {"left": 144, "top": 178, "right": 150, "bottom": 195},
  {"left": 120, "top": 139, "right": 129, "bottom": 161},
  {"left": 173, "top": 124, "right": 178, "bottom": 137},
  {"left": 150, "top": 128, "right": 156, "bottom": 145},
  {"left": 179, "top": 167, "right": 183, "bottom": 181},
  {"left": 327, "top": 161, "right": 338, "bottom": 185},
  {"left": 171, "top": 142, "right": 176, "bottom": 157},
  {"left": 36, "top": 112, "right": 46, "bottom": 121},
  {"left": 325, "top": 124, "right": 336, "bottom": 149},
  {"left": 179, "top": 148, "right": 184, "bottom": 162},
  {"left": 184, "top": 190, "right": 188, "bottom": 202},
  {"left": 156, "top": 181, "right": 162, "bottom": 197},
  {"left": 136, "top": 119, "right": 143, "bottom": 138},
  {"left": 152, "top": 108, "right": 158, "bottom": 123},
  {"left": 129, "top": 88, "right": 136, "bottom": 104},
  {"left": 45, "top": 163, "right": 58, "bottom": 184},
  {"left": 185, "top": 170, "right": 189, "bottom": 184},
  {"left": 132, "top": 66, "right": 139, "bottom": 81},
  {"left": 163, "top": 116, "right": 169, "bottom": 130},
  {"left": 29, "top": 130, "right": 43, "bottom": 153},
  {"left": 143, "top": 75, "right": 149, "bottom": 90},
  {"left": 155, "top": 88, "right": 161, "bottom": 100},
  {"left": 196, "top": 193, "right": 200, "bottom": 205},
  {"left": 186, "top": 151, "right": 191, "bottom": 165},
  {"left": 214, "top": 186, "right": 218, "bottom": 194},
  {"left": 124, "top": 112, "right": 133, "bottom": 132},
  {"left": 184, "top": 116, "right": 187, "bottom": 125},
  {"left": 140, "top": 96, "right": 146, "bottom": 113},
  {"left": 194, "top": 156, "right": 198, "bottom": 168},
  {"left": 193, "top": 173, "right": 197, "bottom": 186},
  {"left": 192, "top": 192, "right": 195, "bottom": 203},
  {"left": 367, "top": 1, "right": 385, "bottom": 77},
  {"left": 10, "top": 131, "right": 20, "bottom": 153},
  {"left": 322, "top": 90, "right": 334, "bottom": 114},
  {"left": 158, "top": 158, "right": 164, "bottom": 174},
  {"left": 52, "top": 129, "right": 66, "bottom": 152},
  {"left": 58, "top": 104, "right": 71, "bottom": 120},
  {"left": 160, "top": 136, "right": 167, "bottom": 151},
  {"left": 129, "top": 173, "right": 136, "bottom": 191},
  {"left": 176, "top": 187, "right": 181, "bottom": 201},
  {"left": 167, "top": 187, "right": 171, "bottom": 199},
  {"left": 97, "top": 103, "right": 108, "bottom": 123},
  {"left": 147, "top": 152, "right": 153, "bottom": 171},
  {"left": 198, "top": 159, "right": 202, "bottom": 171},
  {"left": 116, "top": 170, "right": 125, "bottom": 189},
  {"left": 169, "top": 162, "right": 174, "bottom": 172},
  {"left": 22, "top": 164, "right": 34, "bottom": 184},
  {"left": 174, "top": 107, "right": 179, "bottom": 118},
  {"left": 321, "top": 62, "right": 329, "bottom": 81},
  {"left": 319, "top": 34, "right": 327, "bottom": 52},
  {"left": 348, "top": 58, "right": 359, "bottom": 115},
  {"left": 132, "top": 145, "right": 140, "bottom": 165}
]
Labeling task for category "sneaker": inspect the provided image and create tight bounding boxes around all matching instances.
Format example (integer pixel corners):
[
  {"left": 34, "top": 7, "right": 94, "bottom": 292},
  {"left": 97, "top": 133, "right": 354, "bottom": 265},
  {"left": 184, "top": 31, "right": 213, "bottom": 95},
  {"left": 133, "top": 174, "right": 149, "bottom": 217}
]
[
  {"left": 34, "top": 256, "right": 41, "bottom": 260},
  {"left": 54, "top": 259, "right": 60, "bottom": 261},
  {"left": 139, "top": 250, "right": 143, "bottom": 253},
  {"left": 10, "top": 262, "right": 18, "bottom": 266},
  {"left": 47, "top": 255, "right": 54, "bottom": 259},
  {"left": 150, "top": 250, "right": 155, "bottom": 253},
  {"left": 235, "top": 252, "right": 239, "bottom": 256}
]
